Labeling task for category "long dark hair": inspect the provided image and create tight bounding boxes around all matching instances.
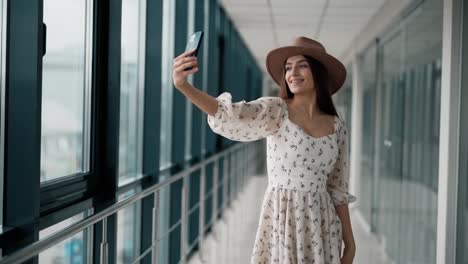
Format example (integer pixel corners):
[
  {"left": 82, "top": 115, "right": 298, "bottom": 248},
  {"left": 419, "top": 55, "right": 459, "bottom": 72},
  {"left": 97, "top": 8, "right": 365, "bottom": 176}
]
[{"left": 279, "top": 55, "right": 338, "bottom": 116}]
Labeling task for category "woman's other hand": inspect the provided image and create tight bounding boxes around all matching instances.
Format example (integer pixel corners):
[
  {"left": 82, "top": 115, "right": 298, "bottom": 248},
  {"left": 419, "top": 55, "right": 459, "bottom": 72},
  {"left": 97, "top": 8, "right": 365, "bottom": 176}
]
[
  {"left": 340, "top": 243, "right": 356, "bottom": 264},
  {"left": 172, "top": 49, "right": 199, "bottom": 89}
]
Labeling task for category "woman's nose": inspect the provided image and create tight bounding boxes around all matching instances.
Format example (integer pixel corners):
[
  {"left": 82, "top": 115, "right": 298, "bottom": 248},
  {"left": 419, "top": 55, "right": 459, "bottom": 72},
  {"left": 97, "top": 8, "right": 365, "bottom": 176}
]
[{"left": 291, "top": 65, "right": 299, "bottom": 75}]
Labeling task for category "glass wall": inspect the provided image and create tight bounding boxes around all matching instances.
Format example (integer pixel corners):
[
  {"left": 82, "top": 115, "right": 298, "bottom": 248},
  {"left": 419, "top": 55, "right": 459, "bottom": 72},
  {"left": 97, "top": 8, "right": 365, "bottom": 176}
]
[
  {"left": 458, "top": 80, "right": 468, "bottom": 257},
  {"left": 377, "top": 30, "right": 405, "bottom": 260},
  {"left": 333, "top": 64, "right": 353, "bottom": 125},
  {"left": 0, "top": 0, "right": 265, "bottom": 262},
  {"left": 358, "top": 0, "right": 443, "bottom": 263},
  {"left": 459, "top": 163, "right": 468, "bottom": 264},
  {"left": 156, "top": 0, "right": 176, "bottom": 262},
  {"left": 456, "top": 0, "right": 468, "bottom": 262},
  {"left": 39, "top": 212, "right": 92, "bottom": 263},
  {"left": 398, "top": 1, "right": 442, "bottom": 261},
  {"left": 116, "top": 189, "right": 141, "bottom": 264},
  {"left": 118, "top": 0, "right": 146, "bottom": 185},
  {"left": 359, "top": 43, "right": 377, "bottom": 227},
  {"left": 159, "top": 0, "right": 175, "bottom": 171},
  {"left": 0, "top": 0, "right": 6, "bottom": 231},
  {"left": 41, "top": 0, "right": 93, "bottom": 181}
]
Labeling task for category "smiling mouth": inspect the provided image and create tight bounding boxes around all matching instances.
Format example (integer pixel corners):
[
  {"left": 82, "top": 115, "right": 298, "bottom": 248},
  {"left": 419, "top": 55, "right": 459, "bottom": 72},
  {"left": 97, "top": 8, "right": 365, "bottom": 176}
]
[{"left": 290, "top": 79, "right": 304, "bottom": 85}]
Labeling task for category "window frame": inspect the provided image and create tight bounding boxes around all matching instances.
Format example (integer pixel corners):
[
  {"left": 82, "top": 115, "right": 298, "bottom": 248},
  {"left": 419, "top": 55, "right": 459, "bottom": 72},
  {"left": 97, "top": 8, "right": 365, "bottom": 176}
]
[
  {"left": 118, "top": 0, "right": 147, "bottom": 186},
  {"left": 39, "top": 0, "right": 96, "bottom": 229},
  {"left": 0, "top": 0, "right": 7, "bottom": 231}
]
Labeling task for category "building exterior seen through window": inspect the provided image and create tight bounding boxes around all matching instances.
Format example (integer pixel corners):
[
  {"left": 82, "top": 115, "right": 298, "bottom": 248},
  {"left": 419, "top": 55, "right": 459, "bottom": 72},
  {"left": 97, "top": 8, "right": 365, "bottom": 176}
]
[
  {"left": 41, "top": 0, "right": 92, "bottom": 182},
  {"left": 116, "top": 189, "right": 141, "bottom": 264},
  {"left": 118, "top": 0, "right": 147, "bottom": 186},
  {"left": 39, "top": 212, "right": 91, "bottom": 264}
]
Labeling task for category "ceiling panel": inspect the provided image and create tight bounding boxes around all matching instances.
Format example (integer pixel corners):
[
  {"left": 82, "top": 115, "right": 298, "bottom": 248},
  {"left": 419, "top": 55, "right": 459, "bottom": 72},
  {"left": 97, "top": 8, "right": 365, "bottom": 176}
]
[
  {"left": 219, "top": 0, "right": 387, "bottom": 73},
  {"left": 270, "top": 0, "right": 327, "bottom": 7},
  {"left": 328, "top": 0, "right": 384, "bottom": 7},
  {"left": 271, "top": 6, "right": 324, "bottom": 14}
]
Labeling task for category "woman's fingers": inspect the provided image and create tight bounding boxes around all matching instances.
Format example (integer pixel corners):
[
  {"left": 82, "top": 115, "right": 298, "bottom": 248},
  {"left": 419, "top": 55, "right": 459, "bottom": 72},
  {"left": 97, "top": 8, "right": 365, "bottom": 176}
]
[
  {"left": 174, "top": 61, "right": 198, "bottom": 73},
  {"left": 182, "top": 67, "right": 198, "bottom": 77},
  {"left": 173, "top": 56, "right": 197, "bottom": 69},
  {"left": 175, "top": 65, "right": 198, "bottom": 80},
  {"left": 173, "top": 49, "right": 196, "bottom": 62},
  {"left": 172, "top": 50, "right": 198, "bottom": 88}
]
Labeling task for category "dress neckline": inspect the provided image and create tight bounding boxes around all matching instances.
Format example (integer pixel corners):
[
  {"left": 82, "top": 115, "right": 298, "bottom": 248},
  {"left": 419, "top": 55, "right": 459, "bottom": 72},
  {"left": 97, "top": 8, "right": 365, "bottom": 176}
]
[{"left": 282, "top": 99, "right": 338, "bottom": 140}]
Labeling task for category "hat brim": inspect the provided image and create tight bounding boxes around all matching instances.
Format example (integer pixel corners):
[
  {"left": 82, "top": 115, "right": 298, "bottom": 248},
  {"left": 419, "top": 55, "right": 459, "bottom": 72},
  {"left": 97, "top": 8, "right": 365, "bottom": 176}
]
[{"left": 266, "top": 46, "right": 347, "bottom": 95}]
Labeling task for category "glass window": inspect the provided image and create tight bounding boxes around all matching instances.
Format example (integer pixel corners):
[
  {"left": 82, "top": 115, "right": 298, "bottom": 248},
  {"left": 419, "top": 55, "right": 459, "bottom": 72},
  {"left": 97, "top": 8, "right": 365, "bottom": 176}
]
[
  {"left": 359, "top": 43, "right": 378, "bottom": 227},
  {"left": 159, "top": 0, "right": 175, "bottom": 171},
  {"left": 458, "top": 103, "right": 468, "bottom": 260},
  {"left": 116, "top": 189, "right": 141, "bottom": 264},
  {"left": 118, "top": 0, "right": 147, "bottom": 185},
  {"left": 0, "top": 0, "right": 6, "bottom": 230},
  {"left": 41, "top": 0, "right": 93, "bottom": 181},
  {"left": 399, "top": 0, "right": 442, "bottom": 262},
  {"left": 39, "top": 211, "right": 92, "bottom": 264},
  {"left": 333, "top": 64, "right": 353, "bottom": 124},
  {"left": 377, "top": 31, "right": 404, "bottom": 261},
  {"left": 366, "top": 0, "right": 443, "bottom": 263},
  {"left": 457, "top": 1, "right": 468, "bottom": 262}
]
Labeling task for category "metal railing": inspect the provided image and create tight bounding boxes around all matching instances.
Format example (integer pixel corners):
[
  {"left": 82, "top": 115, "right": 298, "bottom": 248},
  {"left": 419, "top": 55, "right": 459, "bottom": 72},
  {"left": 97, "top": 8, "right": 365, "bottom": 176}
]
[{"left": 0, "top": 142, "right": 264, "bottom": 264}]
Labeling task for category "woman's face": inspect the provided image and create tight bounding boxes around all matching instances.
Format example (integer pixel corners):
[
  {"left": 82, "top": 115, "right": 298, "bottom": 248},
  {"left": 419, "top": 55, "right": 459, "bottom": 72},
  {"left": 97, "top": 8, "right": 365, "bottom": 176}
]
[{"left": 284, "top": 55, "right": 315, "bottom": 94}]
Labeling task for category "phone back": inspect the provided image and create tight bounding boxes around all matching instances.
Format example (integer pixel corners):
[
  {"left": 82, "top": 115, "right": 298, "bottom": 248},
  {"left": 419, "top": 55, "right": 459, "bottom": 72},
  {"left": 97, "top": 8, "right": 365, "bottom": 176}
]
[{"left": 185, "top": 31, "right": 203, "bottom": 57}]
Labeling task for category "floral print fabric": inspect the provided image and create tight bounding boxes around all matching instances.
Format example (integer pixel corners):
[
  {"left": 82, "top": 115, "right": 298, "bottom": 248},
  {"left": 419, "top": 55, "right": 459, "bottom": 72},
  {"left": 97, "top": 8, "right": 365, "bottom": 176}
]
[{"left": 207, "top": 92, "right": 357, "bottom": 264}]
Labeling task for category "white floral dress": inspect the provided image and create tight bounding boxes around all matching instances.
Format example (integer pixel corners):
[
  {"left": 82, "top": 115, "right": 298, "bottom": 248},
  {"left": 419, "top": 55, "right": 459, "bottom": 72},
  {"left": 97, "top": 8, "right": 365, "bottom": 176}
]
[{"left": 207, "top": 92, "right": 357, "bottom": 264}]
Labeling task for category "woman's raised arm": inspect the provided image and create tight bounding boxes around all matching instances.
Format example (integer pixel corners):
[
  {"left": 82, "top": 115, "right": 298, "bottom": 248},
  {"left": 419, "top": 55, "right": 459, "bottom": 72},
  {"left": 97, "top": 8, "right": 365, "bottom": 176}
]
[{"left": 172, "top": 49, "right": 219, "bottom": 117}]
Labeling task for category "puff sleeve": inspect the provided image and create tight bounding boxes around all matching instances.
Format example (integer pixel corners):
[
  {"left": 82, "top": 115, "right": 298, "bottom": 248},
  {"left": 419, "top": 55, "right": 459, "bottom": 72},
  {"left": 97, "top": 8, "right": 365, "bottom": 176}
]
[
  {"left": 207, "top": 92, "right": 286, "bottom": 142},
  {"left": 327, "top": 118, "right": 357, "bottom": 206}
]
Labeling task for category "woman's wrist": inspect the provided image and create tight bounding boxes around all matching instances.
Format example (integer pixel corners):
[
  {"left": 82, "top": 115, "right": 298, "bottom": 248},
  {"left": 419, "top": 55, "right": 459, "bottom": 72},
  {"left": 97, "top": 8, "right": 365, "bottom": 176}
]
[
  {"left": 343, "top": 244, "right": 356, "bottom": 261},
  {"left": 344, "top": 240, "right": 356, "bottom": 251},
  {"left": 176, "top": 82, "right": 193, "bottom": 93}
]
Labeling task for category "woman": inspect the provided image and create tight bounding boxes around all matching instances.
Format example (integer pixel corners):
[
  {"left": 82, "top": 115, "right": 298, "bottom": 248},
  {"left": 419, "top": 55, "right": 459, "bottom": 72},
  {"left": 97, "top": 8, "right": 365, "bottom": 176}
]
[{"left": 173, "top": 36, "right": 357, "bottom": 264}]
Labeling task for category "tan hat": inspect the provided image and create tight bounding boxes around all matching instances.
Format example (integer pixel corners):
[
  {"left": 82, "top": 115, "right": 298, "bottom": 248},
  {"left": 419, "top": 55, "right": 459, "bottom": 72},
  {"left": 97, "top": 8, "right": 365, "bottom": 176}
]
[{"left": 266, "top": 36, "right": 347, "bottom": 95}]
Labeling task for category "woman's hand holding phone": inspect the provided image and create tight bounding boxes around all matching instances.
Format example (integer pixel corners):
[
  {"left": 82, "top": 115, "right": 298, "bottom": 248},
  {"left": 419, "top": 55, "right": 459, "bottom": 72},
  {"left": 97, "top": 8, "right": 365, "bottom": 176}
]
[
  {"left": 172, "top": 49, "right": 199, "bottom": 90},
  {"left": 171, "top": 31, "right": 217, "bottom": 116}
]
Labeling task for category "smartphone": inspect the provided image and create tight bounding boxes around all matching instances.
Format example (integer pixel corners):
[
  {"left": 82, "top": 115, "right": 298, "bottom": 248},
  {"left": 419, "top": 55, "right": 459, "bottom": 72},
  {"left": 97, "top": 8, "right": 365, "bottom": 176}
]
[{"left": 184, "top": 31, "right": 204, "bottom": 71}]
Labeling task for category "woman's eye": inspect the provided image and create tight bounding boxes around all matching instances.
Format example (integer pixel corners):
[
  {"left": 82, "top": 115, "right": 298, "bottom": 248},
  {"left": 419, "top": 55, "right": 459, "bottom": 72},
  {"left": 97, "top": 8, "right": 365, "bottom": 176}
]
[{"left": 285, "top": 64, "right": 306, "bottom": 71}]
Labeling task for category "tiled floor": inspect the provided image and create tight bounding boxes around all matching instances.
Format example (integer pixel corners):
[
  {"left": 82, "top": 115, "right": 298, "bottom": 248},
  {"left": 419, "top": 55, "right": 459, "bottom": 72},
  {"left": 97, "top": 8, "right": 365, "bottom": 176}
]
[{"left": 188, "top": 174, "right": 393, "bottom": 264}]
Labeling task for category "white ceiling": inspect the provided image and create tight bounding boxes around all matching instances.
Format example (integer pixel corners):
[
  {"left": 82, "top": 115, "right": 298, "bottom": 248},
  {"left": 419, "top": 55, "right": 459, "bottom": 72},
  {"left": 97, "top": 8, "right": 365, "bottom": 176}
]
[{"left": 219, "top": 0, "right": 387, "bottom": 72}]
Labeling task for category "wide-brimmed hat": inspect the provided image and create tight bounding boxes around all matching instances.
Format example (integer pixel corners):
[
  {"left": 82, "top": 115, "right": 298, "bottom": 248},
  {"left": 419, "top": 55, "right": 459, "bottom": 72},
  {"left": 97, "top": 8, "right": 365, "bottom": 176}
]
[{"left": 266, "top": 36, "right": 347, "bottom": 95}]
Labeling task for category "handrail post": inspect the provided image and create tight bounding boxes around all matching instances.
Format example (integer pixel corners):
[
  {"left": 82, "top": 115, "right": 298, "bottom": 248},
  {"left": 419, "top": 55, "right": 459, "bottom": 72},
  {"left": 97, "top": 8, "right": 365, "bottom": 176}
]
[
  {"left": 180, "top": 174, "right": 188, "bottom": 264},
  {"left": 234, "top": 150, "right": 238, "bottom": 199},
  {"left": 198, "top": 164, "right": 206, "bottom": 260},
  {"left": 212, "top": 158, "right": 219, "bottom": 238},
  {"left": 235, "top": 151, "right": 239, "bottom": 198},
  {"left": 100, "top": 217, "right": 108, "bottom": 264},
  {"left": 245, "top": 146, "right": 248, "bottom": 188},
  {"left": 232, "top": 152, "right": 235, "bottom": 204},
  {"left": 243, "top": 146, "right": 246, "bottom": 187},
  {"left": 240, "top": 148, "right": 243, "bottom": 194},
  {"left": 231, "top": 152, "right": 236, "bottom": 202},
  {"left": 246, "top": 145, "right": 249, "bottom": 176},
  {"left": 222, "top": 156, "right": 228, "bottom": 213},
  {"left": 241, "top": 146, "right": 247, "bottom": 190},
  {"left": 151, "top": 191, "right": 159, "bottom": 264},
  {"left": 237, "top": 149, "right": 240, "bottom": 196}
]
